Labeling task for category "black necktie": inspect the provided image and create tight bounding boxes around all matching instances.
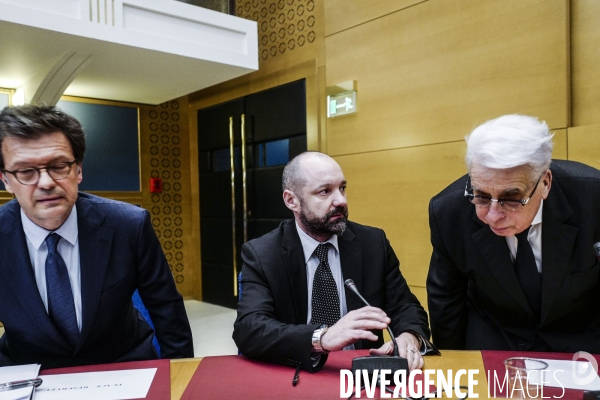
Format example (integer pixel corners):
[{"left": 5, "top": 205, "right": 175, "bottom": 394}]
[
  {"left": 514, "top": 227, "right": 542, "bottom": 319},
  {"left": 310, "top": 243, "right": 340, "bottom": 327},
  {"left": 45, "top": 233, "right": 79, "bottom": 346}
]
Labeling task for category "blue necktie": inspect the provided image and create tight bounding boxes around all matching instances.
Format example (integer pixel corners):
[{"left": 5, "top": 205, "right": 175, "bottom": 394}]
[{"left": 45, "top": 233, "right": 79, "bottom": 346}]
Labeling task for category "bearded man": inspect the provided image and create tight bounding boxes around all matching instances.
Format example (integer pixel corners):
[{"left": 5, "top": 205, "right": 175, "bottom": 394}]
[{"left": 233, "top": 151, "right": 436, "bottom": 372}]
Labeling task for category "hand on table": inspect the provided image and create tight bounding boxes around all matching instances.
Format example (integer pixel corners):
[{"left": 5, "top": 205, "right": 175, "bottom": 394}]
[
  {"left": 370, "top": 331, "right": 424, "bottom": 371},
  {"left": 320, "top": 306, "right": 390, "bottom": 352}
]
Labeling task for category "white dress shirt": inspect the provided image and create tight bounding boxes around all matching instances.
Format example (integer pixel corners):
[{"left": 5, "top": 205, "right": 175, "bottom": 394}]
[
  {"left": 296, "top": 222, "right": 348, "bottom": 324},
  {"left": 297, "top": 222, "right": 356, "bottom": 353},
  {"left": 506, "top": 200, "right": 544, "bottom": 273},
  {"left": 297, "top": 222, "right": 426, "bottom": 355},
  {"left": 21, "top": 206, "right": 82, "bottom": 330}
]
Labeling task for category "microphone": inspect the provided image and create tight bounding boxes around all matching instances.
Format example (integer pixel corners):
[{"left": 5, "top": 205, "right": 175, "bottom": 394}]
[
  {"left": 583, "top": 390, "right": 600, "bottom": 400},
  {"left": 593, "top": 242, "right": 600, "bottom": 261},
  {"left": 344, "top": 279, "right": 408, "bottom": 391},
  {"left": 345, "top": 279, "right": 400, "bottom": 357}
]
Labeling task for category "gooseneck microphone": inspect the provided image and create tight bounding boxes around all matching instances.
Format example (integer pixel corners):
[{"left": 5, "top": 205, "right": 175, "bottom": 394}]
[
  {"left": 345, "top": 279, "right": 400, "bottom": 357},
  {"left": 344, "top": 279, "right": 408, "bottom": 398},
  {"left": 593, "top": 242, "right": 600, "bottom": 261}
]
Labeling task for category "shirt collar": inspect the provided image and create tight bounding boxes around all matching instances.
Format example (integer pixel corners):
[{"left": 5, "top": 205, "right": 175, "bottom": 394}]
[
  {"left": 295, "top": 221, "right": 339, "bottom": 264},
  {"left": 531, "top": 199, "right": 543, "bottom": 226},
  {"left": 21, "top": 205, "right": 78, "bottom": 249}
]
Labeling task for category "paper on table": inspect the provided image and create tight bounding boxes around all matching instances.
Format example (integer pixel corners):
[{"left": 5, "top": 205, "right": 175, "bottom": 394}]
[
  {"left": 34, "top": 368, "right": 157, "bottom": 400},
  {"left": 526, "top": 359, "right": 600, "bottom": 391},
  {"left": 0, "top": 389, "right": 31, "bottom": 400},
  {"left": 0, "top": 364, "right": 41, "bottom": 400}
]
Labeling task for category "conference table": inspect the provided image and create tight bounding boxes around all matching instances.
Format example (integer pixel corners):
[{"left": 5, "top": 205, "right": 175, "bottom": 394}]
[
  {"left": 169, "top": 350, "right": 490, "bottom": 399},
  {"left": 169, "top": 350, "right": 599, "bottom": 399},
  {"left": 170, "top": 357, "right": 202, "bottom": 399}
]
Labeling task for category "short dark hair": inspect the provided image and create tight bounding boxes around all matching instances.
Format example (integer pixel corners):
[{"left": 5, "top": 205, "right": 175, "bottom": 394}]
[{"left": 0, "top": 104, "right": 86, "bottom": 169}]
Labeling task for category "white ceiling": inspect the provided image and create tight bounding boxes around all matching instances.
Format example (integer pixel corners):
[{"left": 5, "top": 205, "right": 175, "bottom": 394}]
[{"left": 0, "top": 0, "right": 258, "bottom": 105}]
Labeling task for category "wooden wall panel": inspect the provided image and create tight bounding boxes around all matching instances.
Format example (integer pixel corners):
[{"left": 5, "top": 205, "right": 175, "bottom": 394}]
[
  {"left": 409, "top": 286, "right": 429, "bottom": 314},
  {"left": 571, "top": 0, "right": 600, "bottom": 127},
  {"left": 325, "top": 0, "right": 569, "bottom": 156},
  {"left": 334, "top": 141, "right": 467, "bottom": 288},
  {"left": 324, "top": 0, "right": 426, "bottom": 37},
  {"left": 0, "top": 194, "right": 12, "bottom": 206},
  {"left": 553, "top": 129, "right": 568, "bottom": 160},
  {"left": 567, "top": 125, "right": 600, "bottom": 170}
]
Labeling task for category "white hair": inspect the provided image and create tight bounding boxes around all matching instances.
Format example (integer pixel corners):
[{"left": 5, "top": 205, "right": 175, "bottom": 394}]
[{"left": 465, "top": 114, "right": 554, "bottom": 179}]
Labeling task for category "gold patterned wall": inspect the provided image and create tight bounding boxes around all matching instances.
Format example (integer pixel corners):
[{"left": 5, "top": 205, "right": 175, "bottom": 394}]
[
  {"left": 140, "top": 97, "right": 195, "bottom": 298},
  {"left": 236, "top": 0, "right": 316, "bottom": 61}
]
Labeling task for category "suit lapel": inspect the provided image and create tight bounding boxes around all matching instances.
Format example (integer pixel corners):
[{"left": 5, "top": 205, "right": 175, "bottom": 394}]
[
  {"left": 470, "top": 212, "right": 534, "bottom": 315},
  {"left": 75, "top": 196, "right": 114, "bottom": 351},
  {"left": 281, "top": 221, "right": 309, "bottom": 323},
  {"left": 540, "top": 180, "right": 577, "bottom": 323},
  {"left": 281, "top": 222, "right": 364, "bottom": 321},
  {"left": 338, "top": 227, "right": 363, "bottom": 313},
  {"left": 0, "top": 201, "right": 72, "bottom": 350}
]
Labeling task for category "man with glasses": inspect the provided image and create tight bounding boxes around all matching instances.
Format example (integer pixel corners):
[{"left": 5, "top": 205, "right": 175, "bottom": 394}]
[
  {"left": 0, "top": 104, "right": 193, "bottom": 368},
  {"left": 427, "top": 114, "right": 600, "bottom": 353}
]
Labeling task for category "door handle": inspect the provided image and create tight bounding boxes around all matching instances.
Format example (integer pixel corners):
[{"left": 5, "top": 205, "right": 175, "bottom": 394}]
[
  {"left": 229, "top": 116, "right": 238, "bottom": 297},
  {"left": 241, "top": 114, "right": 248, "bottom": 244}
]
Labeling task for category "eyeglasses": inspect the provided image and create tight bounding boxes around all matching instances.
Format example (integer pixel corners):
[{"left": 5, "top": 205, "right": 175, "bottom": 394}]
[
  {"left": 2, "top": 160, "right": 77, "bottom": 185},
  {"left": 464, "top": 174, "right": 543, "bottom": 212}
]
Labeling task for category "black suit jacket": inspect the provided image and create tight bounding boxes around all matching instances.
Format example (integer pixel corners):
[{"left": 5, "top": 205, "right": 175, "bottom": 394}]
[
  {"left": 0, "top": 193, "right": 193, "bottom": 368},
  {"left": 233, "top": 219, "right": 431, "bottom": 371},
  {"left": 427, "top": 160, "right": 600, "bottom": 352}
]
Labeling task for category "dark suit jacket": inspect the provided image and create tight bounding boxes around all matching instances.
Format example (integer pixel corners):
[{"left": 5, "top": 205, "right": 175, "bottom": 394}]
[
  {"left": 0, "top": 193, "right": 193, "bottom": 368},
  {"left": 427, "top": 160, "right": 600, "bottom": 352},
  {"left": 232, "top": 219, "right": 431, "bottom": 371}
]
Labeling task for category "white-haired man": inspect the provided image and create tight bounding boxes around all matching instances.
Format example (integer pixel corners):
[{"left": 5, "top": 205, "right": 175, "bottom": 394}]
[{"left": 427, "top": 114, "right": 600, "bottom": 352}]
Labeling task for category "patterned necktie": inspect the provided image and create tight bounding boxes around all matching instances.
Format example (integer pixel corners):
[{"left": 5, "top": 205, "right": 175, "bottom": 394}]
[
  {"left": 310, "top": 242, "right": 340, "bottom": 327},
  {"left": 45, "top": 233, "right": 79, "bottom": 346},
  {"left": 514, "top": 227, "right": 542, "bottom": 319}
]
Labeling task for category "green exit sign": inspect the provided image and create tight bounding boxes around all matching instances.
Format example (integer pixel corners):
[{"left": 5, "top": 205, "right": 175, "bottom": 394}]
[{"left": 327, "top": 91, "right": 356, "bottom": 118}]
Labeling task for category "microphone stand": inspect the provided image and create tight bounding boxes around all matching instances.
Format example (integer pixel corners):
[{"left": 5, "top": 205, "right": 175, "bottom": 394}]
[
  {"left": 344, "top": 279, "right": 409, "bottom": 398},
  {"left": 345, "top": 279, "right": 400, "bottom": 357}
]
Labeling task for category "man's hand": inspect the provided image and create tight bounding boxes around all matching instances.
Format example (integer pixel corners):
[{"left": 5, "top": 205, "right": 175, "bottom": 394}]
[
  {"left": 369, "top": 332, "right": 424, "bottom": 371},
  {"left": 320, "top": 306, "right": 390, "bottom": 352}
]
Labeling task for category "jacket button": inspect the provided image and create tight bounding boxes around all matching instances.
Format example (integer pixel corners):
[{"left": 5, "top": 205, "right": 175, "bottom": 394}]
[{"left": 518, "top": 343, "right": 525, "bottom": 350}]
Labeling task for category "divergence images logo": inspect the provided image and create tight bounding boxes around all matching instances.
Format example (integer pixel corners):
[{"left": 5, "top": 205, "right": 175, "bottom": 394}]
[{"left": 572, "top": 351, "right": 599, "bottom": 386}]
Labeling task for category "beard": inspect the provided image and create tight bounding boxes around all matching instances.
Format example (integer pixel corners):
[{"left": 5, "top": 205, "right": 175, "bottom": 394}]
[{"left": 298, "top": 204, "right": 349, "bottom": 238}]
